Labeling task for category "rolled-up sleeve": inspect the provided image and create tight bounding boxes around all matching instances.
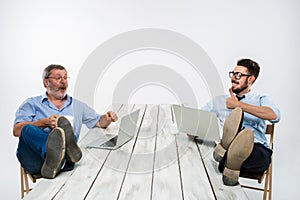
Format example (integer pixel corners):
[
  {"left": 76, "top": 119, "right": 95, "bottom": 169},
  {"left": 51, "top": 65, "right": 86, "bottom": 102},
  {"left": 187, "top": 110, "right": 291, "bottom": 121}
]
[{"left": 260, "top": 96, "right": 281, "bottom": 123}]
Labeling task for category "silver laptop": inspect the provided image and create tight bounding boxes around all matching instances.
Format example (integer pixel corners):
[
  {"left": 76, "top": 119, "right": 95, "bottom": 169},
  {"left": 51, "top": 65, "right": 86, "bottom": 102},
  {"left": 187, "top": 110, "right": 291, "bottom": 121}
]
[
  {"left": 172, "top": 104, "right": 220, "bottom": 143},
  {"left": 86, "top": 109, "right": 140, "bottom": 150}
]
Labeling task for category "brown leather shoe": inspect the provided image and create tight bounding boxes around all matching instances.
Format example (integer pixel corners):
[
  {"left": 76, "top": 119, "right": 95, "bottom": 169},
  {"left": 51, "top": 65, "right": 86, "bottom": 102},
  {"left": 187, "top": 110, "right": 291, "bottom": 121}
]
[
  {"left": 222, "top": 128, "right": 254, "bottom": 186},
  {"left": 41, "top": 127, "right": 66, "bottom": 179},
  {"left": 56, "top": 116, "right": 82, "bottom": 163},
  {"left": 213, "top": 107, "right": 243, "bottom": 162}
]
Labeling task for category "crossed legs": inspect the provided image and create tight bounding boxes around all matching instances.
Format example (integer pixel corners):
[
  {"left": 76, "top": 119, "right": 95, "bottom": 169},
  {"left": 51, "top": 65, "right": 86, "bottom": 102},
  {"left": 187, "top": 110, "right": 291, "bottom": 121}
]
[
  {"left": 213, "top": 107, "right": 272, "bottom": 186},
  {"left": 17, "top": 116, "right": 82, "bottom": 179},
  {"left": 213, "top": 107, "right": 253, "bottom": 186}
]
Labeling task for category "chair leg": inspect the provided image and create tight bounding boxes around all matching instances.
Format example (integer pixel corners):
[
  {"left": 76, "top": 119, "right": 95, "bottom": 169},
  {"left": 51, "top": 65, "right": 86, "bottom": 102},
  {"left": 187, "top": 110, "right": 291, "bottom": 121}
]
[
  {"left": 263, "top": 170, "right": 269, "bottom": 200},
  {"left": 20, "top": 166, "right": 25, "bottom": 199},
  {"left": 263, "top": 162, "right": 272, "bottom": 200},
  {"left": 24, "top": 172, "right": 30, "bottom": 194},
  {"left": 20, "top": 166, "right": 31, "bottom": 199},
  {"left": 269, "top": 164, "right": 273, "bottom": 200}
]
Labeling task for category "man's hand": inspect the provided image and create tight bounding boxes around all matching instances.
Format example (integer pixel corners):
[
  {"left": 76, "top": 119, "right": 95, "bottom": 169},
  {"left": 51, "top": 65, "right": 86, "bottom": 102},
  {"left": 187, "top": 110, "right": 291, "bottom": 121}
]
[
  {"left": 226, "top": 88, "right": 240, "bottom": 109},
  {"left": 47, "top": 114, "right": 58, "bottom": 129},
  {"left": 98, "top": 111, "right": 118, "bottom": 128},
  {"left": 13, "top": 114, "right": 58, "bottom": 137}
]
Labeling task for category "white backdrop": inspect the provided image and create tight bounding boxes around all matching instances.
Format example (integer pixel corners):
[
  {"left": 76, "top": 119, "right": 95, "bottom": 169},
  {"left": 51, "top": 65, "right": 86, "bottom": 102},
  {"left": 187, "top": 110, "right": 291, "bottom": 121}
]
[{"left": 1, "top": 0, "right": 299, "bottom": 199}]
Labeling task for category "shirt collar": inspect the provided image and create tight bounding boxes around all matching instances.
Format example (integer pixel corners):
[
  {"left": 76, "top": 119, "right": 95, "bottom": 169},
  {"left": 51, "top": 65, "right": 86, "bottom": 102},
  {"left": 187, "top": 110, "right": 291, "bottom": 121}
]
[{"left": 238, "top": 90, "right": 253, "bottom": 100}]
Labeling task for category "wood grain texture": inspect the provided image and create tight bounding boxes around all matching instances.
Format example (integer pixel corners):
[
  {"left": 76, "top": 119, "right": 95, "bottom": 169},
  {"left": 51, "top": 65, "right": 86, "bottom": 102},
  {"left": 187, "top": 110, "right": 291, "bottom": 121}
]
[
  {"left": 84, "top": 105, "right": 146, "bottom": 200},
  {"left": 151, "top": 105, "right": 183, "bottom": 200},
  {"left": 197, "top": 142, "right": 249, "bottom": 200},
  {"left": 117, "top": 104, "right": 158, "bottom": 200},
  {"left": 176, "top": 134, "right": 215, "bottom": 200}
]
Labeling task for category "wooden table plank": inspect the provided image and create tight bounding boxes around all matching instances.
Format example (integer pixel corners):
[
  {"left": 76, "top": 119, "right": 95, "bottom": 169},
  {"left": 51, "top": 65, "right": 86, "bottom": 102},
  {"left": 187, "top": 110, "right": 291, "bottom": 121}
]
[
  {"left": 117, "top": 104, "right": 158, "bottom": 199},
  {"left": 176, "top": 133, "right": 215, "bottom": 200},
  {"left": 170, "top": 102, "right": 216, "bottom": 200},
  {"left": 23, "top": 171, "right": 73, "bottom": 200},
  {"left": 84, "top": 105, "right": 146, "bottom": 200},
  {"left": 196, "top": 141, "right": 249, "bottom": 200},
  {"left": 151, "top": 105, "right": 183, "bottom": 200}
]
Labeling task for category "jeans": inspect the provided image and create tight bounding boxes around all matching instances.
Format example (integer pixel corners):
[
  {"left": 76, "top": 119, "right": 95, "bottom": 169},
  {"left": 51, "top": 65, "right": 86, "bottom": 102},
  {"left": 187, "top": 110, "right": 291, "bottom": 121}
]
[
  {"left": 219, "top": 143, "right": 273, "bottom": 174},
  {"left": 17, "top": 124, "right": 75, "bottom": 174},
  {"left": 17, "top": 124, "right": 48, "bottom": 174}
]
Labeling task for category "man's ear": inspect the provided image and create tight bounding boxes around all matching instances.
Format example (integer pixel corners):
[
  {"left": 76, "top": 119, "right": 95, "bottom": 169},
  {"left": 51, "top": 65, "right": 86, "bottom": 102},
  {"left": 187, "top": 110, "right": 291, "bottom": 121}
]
[
  {"left": 43, "top": 78, "right": 48, "bottom": 88},
  {"left": 249, "top": 76, "right": 256, "bottom": 84}
]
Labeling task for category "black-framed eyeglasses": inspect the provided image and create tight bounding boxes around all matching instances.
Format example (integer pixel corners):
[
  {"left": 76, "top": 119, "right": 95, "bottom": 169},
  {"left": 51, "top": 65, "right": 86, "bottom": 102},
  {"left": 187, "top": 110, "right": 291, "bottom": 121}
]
[
  {"left": 46, "top": 76, "right": 70, "bottom": 82},
  {"left": 229, "top": 71, "right": 251, "bottom": 80}
]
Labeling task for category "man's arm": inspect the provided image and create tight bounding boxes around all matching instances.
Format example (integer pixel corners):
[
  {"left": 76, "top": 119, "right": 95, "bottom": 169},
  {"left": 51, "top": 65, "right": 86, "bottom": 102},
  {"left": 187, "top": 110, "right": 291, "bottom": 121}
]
[
  {"left": 13, "top": 114, "right": 58, "bottom": 137},
  {"left": 236, "top": 103, "right": 277, "bottom": 121},
  {"left": 226, "top": 88, "right": 278, "bottom": 121}
]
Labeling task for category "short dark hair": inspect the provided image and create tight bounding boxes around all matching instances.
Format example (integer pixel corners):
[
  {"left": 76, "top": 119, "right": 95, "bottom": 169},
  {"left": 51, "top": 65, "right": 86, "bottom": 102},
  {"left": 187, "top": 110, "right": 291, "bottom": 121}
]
[
  {"left": 43, "top": 64, "right": 66, "bottom": 79},
  {"left": 237, "top": 58, "right": 260, "bottom": 82}
]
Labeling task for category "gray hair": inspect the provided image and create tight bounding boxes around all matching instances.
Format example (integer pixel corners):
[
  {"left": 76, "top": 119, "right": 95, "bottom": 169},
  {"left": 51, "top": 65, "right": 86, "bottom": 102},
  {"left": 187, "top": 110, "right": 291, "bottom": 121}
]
[{"left": 42, "top": 64, "right": 67, "bottom": 79}]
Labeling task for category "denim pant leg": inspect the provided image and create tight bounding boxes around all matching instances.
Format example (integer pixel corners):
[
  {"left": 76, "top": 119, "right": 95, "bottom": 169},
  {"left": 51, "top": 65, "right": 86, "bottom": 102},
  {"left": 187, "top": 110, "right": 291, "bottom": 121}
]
[
  {"left": 17, "top": 124, "right": 49, "bottom": 174},
  {"left": 240, "top": 143, "right": 273, "bottom": 174}
]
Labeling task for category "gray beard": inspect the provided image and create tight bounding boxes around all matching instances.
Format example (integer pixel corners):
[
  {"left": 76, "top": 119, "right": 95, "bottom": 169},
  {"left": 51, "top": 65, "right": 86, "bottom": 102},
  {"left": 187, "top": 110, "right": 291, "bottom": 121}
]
[
  {"left": 49, "top": 90, "right": 66, "bottom": 100},
  {"left": 56, "top": 92, "right": 67, "bottom": 100}
]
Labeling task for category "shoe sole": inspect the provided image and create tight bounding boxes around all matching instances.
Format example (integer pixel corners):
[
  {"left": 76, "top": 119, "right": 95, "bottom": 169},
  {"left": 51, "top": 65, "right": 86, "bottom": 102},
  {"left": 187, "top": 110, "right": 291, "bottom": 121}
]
[
  {"left": 56, "top": 116, "right": 82, "bottom": 163},
  {"left": 41, "top": 127, "right": 66, "bottom": 179},
  {"left": 223, "top": 128, "right": 254, "bottom": 186},
  {"left": 213, "top": 107, "right": 243, "bottom": 162}
]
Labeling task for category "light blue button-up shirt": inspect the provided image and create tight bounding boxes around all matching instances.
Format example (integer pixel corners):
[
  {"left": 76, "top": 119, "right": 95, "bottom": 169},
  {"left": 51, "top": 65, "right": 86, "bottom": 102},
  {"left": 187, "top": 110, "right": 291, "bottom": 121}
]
[
  {"left": 202, "top": 91, "right": 280, "bottom": 147},
  {"left": 14, "top": 92, "right": 101, "bottom": 141}
]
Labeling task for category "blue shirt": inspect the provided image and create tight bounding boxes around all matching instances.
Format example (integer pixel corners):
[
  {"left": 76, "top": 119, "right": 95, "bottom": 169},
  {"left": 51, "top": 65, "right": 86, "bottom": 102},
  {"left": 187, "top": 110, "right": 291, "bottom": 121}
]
[
  {"left": 202, "top": 91, "right": 280, "bottom": 147},
  {"left": 14, "top": 92, "right": 101, "bottom": 141}
]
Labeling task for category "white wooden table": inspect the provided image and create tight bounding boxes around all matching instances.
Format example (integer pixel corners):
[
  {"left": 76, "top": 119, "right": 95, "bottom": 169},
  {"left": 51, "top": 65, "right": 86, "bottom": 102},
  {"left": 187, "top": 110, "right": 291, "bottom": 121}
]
[{"left": 24, "top": 104, "right": 248, "bottom": 200}]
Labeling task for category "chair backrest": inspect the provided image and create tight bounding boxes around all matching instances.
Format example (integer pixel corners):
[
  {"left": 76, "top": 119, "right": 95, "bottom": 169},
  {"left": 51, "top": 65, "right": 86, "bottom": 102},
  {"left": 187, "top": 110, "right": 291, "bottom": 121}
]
[
  {"left": 240, "top": 123, "right": 276, "bottom": 200},
  {"left": 265, "top": 124, "right": 275, "bottom": 150},
  {"left": 240, "top": 123, "right": 275, "bottom": 180}
]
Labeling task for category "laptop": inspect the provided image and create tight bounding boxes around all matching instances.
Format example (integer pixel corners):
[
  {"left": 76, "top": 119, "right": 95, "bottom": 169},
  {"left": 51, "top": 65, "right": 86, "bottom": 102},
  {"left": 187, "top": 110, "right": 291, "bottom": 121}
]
[
  {"left": 172, "top": 104, "right": 220, "bottom": 143},
  {"left": 86, "top": 109, "right": 140, "bottom": 150}
]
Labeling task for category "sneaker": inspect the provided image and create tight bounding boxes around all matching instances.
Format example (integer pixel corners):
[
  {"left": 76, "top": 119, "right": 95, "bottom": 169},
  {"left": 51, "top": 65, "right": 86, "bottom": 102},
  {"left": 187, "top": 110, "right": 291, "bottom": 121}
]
[
  {"left": 222, "top": 129, "right": 254, "bottom": 186},
  {"left": 213, "top": 107, "right": 243, "bottom": 162},
  {"left": 56, "top": 116, "right": 82, "bottom": 163},
  {"left": 41, "top": 127, "right": 66, "bottom": 179}
]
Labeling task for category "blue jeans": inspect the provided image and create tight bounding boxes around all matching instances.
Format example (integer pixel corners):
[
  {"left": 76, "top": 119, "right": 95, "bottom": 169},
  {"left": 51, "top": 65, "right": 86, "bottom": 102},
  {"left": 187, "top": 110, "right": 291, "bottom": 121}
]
[
  {"left": 17, "top": 124, "right": 75, "bottom": 174},
  {"left": 17, "top": 124, "right": 48, "bottom": 174}
]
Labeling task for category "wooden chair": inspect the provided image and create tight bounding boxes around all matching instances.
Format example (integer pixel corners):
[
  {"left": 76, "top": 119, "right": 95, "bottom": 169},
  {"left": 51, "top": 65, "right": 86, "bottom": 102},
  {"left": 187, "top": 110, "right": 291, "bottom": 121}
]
[
  {"left": 20, "top": 165, "right": 42, "bottom": 198},
  {"left": 240, "top": 124, "right": 275, "bottom": 200}
]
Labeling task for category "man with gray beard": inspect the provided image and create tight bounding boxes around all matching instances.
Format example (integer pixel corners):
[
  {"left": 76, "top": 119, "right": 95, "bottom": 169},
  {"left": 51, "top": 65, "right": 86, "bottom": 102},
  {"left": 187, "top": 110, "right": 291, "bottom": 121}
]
[{"left": 13, "top": 64, "right": 118, "bottom": 179}]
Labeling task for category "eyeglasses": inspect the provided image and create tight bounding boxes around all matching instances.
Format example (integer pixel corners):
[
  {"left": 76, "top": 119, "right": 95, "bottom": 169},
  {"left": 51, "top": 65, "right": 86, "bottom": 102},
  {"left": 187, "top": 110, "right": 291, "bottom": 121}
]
[
  {"left": 229, "top": 71, "right": 251, "bottom": 80},
  {"left": 46, "top": 76, "right": 70, "bottom": 82}
]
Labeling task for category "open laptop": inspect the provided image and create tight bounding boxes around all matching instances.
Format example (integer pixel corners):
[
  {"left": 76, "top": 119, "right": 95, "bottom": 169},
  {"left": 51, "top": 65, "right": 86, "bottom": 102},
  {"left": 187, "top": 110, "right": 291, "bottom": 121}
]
[
  {"left": 172, "top": 104, "right": 220, "bottom": 143},
  {"left": 86, "top": 109, "right": 140, "bottom": 150}
]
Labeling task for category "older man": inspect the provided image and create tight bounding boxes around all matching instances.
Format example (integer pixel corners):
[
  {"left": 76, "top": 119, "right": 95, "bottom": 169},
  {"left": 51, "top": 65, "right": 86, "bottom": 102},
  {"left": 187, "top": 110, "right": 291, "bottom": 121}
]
[{"left": 13, "top": 64, "right": 117, "bottom": 178}]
